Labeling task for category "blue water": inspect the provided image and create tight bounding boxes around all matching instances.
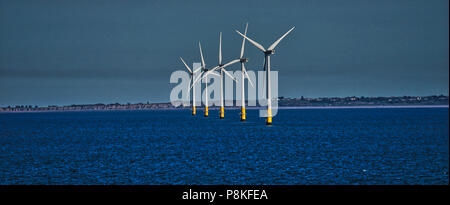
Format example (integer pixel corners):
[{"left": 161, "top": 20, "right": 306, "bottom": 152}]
[{"left": 0, "top": 108, "right": 448, "bottom": 185}]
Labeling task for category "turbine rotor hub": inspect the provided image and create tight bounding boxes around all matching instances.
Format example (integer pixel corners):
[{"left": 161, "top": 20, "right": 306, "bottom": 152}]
[{"left": 240, "top": 58, "right": 248, "bottom": 63}]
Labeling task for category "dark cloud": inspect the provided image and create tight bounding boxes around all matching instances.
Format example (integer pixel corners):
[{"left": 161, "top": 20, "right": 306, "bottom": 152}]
[{"left": 0, "top": 0, "right": 448, "bottom": 106}]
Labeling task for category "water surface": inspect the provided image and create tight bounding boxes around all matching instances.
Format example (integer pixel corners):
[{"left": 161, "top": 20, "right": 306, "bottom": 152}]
[{"left": 0, "top": 108, "right": 448, "bottom": 184}]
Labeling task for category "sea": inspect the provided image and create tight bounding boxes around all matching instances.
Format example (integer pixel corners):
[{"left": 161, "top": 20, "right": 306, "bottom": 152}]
[{"left": 0, "top": 107, "right": 448, "bottom": 185}]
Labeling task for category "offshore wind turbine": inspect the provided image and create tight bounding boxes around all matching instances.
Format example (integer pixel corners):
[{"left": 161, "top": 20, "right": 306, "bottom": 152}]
[
  {"left": 236, "top": 26, "right": 295, "bottom": 125},
  {"left": 208, "top": 32, "right": 240, "bottom": 119},
  {"left": 191, "top": 42, "right": 220, "bottom": 117},
  {"left": 180, "top": 57, "right": 201, "bottom": 115},
  {"left": 196, "top": 42, "right": 214, "bottom": 117},
  {"left": 237, "top": 23, "right": 254, "bottom": 121}
]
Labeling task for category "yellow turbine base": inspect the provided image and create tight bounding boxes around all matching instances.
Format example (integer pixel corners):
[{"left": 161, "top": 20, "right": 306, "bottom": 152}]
[
  {"left": 192, "top": 106, "right": 196, "bottom": 115},
  {"left": 220, "top": 106, "right": 224, "bottom": 119},
  {"left": 240, "top": 107, "right": 246, "bottom": 121},
  {"left": 204, "top": 106, "right": 208, "bottom": 117},
  {"left": 266, "top": 117, "right": 272, "bottom": 125},
  {"left": 266, "top": 108, "right": 272, "bottom": 125}
]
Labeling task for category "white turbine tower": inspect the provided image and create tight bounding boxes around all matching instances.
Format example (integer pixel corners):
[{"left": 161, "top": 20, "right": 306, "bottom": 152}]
[
  {"left": 180, "top": 57, "right": 201, "bottom": 115},
  {"left": 236, "top": 26, "right": 295, "bottom": 125},
  {"left": 237, "top": 23, "right": 254, "bottom": 121}
]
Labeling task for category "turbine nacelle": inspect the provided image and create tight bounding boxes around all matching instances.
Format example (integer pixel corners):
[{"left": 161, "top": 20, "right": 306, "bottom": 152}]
[
  {"left": 265, "top": 50, "right": 275, "bottom": 55},
  {"left": 240, "top": 58, "right": 248, "bottom": 63}
]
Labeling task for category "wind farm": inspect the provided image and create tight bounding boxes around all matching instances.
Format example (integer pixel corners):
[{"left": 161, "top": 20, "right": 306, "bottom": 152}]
[{"left": 182, "top": 23, "right": 295, "bottom": 125}]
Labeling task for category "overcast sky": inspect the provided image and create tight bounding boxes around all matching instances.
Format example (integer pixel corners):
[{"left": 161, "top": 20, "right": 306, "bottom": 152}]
[{"left": 0, "top": 0, "right": 448, "bottom": 106}]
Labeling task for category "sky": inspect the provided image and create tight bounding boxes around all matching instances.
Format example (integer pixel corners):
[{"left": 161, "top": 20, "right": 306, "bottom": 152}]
[{"left": 0, "top": 0, "right": 448, "bottom": 106}]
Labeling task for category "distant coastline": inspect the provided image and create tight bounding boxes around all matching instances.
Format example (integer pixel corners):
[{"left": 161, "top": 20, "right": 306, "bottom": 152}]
[
  {"left": 276, "top": 105, "right": 449, "bottom": 109},
  {"left": 1, "top": 95, "right": 448, "bottom": 113}
]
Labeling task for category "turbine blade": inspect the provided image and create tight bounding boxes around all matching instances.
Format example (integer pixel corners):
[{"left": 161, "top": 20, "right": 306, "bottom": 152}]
[
  {"left": 199, "top": 42, "right": 206, "bottom": 68},
  {"left": 223, "top": 69, "right": 237, "bottom": 82},
  {"left": 222, "top": 59, "right": 240, "bottom": 68},
  {"left": 245, "top": 71, "right": 254, "bottom": 87},
  {"left": 263, "top": 57, "right": 267, "bottom": 71},
  {"left": 268, "top": 27, "right": 295, "bottom": 51},
  {"left": 187, "top": 75, "right": 193, "bottom": 96},
  {"left": 262, "top": 58, "right": 266, "bottom": 95},
  {"left": 180, "top": 57, "right": 192, "bottom": 73},
  {"left": 243, "top": 64, "right": 254, "bottom": 87},
  {"left": 208, "top": 71, "right": 221, "bottom": 77},
  {"left": 239, "top": 23, "right": 248, "bottom": 58},
  {"left": 209, "top": 65, "right": 220, "bottom": 73},
  {"left": 193, "top": 67, "right": 201, "bottom": 73},
  {"left": 191, "top": 72, "right": 204, "bottom": 90},
  {"left": 235, "top": 30, "right": 266, "bottom": 52},
  {"left": 219, "top": 32, "right": 222, "bottom": 65}
]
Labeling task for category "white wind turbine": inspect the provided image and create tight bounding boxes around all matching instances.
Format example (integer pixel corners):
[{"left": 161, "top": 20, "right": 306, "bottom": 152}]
[
  {"left": 211, "top": 32, "right": 240, "bottom": 119},
  {"left": 180, "top": 57, "right": 201, "bottom": 115},
  {"left": 236, "top": 26, "right": 295, "bottom": 125},
  {"left": 237, "top": 23, "right": 254, "bottom": 121},
  {"left": 191, "top": 42, "right": 221, "bottom": 117}
]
